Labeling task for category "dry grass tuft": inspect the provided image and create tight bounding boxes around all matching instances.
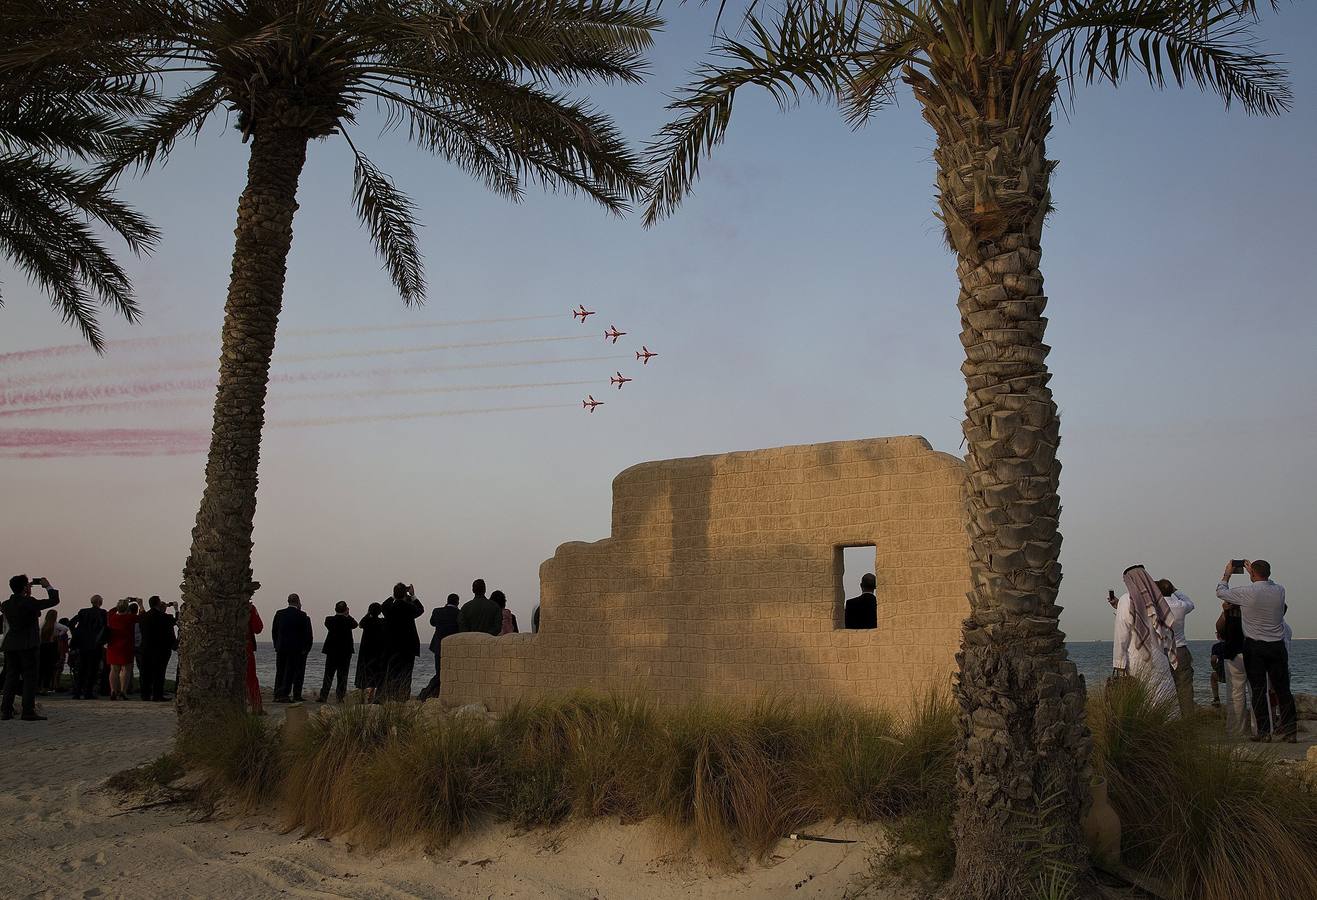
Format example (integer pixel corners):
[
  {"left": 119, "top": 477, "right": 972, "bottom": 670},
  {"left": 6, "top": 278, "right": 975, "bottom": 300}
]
[
  {"left": 177, "top": 708, "right": 283, "bottom": 808},
  {"left": 1090, "top": 677, "right": 1317, "bottom": 900}
]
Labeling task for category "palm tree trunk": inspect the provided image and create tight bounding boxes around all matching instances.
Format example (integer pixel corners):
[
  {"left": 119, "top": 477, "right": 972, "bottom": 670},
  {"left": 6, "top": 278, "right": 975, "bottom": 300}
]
[
  {"left": 907, "top": 66, "right": 1092, "bottom": 897},
  {"left": 176, "top": 127, "right": 309, "bottom": 739}
]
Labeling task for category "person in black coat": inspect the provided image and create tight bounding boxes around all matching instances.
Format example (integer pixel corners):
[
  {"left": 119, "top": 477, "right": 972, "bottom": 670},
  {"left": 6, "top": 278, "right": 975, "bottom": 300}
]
[
  {"left": 69, "top": 594, "right": 108, "bottom": 699},
  {"left": 380, "top": 583, "right": 423, "bottom": 701},
  {"left": 317, "top": 602, "right": 358, "bottom": 703},
  {"left": 844, "top": 573, "right": 878, "bottom": 630},
  {"left": 354, "top": 603, "right": 385, "bottom": 700},
  {"left": 417, "top": 594, "right": 460, "bottom": 701},
  {"left": 271, "top": 593, "right": 314, "bottom": 702},
  {"left": 138, "top": 596, "right": 178, "bottom": 702},
  {"left": 2, "top": 575, "right": 60, "bottom": 721}
]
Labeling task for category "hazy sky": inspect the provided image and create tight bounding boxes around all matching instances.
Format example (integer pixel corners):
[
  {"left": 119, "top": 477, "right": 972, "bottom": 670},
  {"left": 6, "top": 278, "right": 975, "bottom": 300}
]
[{"left": 2, "top": 7, "right": 1314, "bottom": 642}]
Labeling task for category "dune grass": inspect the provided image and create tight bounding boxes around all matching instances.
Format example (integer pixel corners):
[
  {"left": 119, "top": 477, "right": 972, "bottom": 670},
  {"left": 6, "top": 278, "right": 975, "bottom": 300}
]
[
  {"left": 178, "top": 691, "right": 955, "bottom": 859},
  {"left": 173, "top": 684, "right": 1317, "bottom": 896},
  {"left": 1089, "top": 677, "right": 1317, "bottom": 900}
]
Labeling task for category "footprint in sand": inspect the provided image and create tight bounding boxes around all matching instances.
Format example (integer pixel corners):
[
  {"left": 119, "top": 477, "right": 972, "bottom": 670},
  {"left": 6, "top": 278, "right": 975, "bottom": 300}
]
[
  {"left": 86, "top": 851, "right": 106, "bottom": 866},
  {"left": 60, "top": 858, "right": 81, "bottom": 873}
]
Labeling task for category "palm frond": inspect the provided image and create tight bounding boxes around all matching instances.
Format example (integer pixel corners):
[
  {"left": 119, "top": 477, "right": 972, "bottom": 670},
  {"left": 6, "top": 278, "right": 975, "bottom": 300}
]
[
  {"left": 1045, "top": 0, "right": 1291, "bottom": 115},
  {"left": 349, "top": 146, "right": 426, "bottom": 305},
  {"left": 99, "top": 75, "right": 225, "bottom": 178},
  {"left": 642, "top": 0, "right": 864, "bottom": 225},
  {"left": 0, "top": 152, "right": 145, "bottom": 351}
]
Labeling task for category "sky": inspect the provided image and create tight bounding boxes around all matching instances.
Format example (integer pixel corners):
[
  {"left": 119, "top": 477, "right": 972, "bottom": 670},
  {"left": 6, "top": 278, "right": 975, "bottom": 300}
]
[{"left": 2, "top": 6, "right": 1315, "bottom": 643}]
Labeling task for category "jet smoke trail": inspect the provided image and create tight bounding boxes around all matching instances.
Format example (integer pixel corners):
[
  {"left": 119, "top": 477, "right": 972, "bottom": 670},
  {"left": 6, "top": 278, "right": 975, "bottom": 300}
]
[
  {"left": 0, "top": 355, "right": 625, "bottom": 409},
  {"left": 0, "top": 314, "right": 570, "bottom": 368},
  {"left": 0, "top": 402, "right": 576, "bottom": 458},
  {"left": 278, "top": 403, "right": 576, "bottom": 428},
  {"left": 276, "top": 334, "right": 592, "bottom": 363},
  {"left": 1, "top": 333, "right": 598, "bottom": 388},
  {"left": 0, "top": 380, "right": 596, "bottom": 419}
]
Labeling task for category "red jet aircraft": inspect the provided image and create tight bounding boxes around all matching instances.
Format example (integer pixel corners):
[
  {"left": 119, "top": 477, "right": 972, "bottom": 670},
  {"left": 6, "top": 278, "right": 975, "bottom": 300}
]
[
  {"left": 604, "top": 324, "right": 626, "bottom": 344},
  {"left": 610, "top": 372, "right": 632, "bottom": 389},
  {"left": 636, "top": 346, "right": 657, "bottom": 365},
  {"left": 583, "top": 394, "right": 604, "bottom": 412},
  {"left": 572, "top": 304, "right": 596, "bottom": 322}
]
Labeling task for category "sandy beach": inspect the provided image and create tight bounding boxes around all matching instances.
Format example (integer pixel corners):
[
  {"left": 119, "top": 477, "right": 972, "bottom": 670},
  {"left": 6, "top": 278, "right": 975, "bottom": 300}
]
[{"left": 1, "top": 697, "right": 910, "bottom": 900}]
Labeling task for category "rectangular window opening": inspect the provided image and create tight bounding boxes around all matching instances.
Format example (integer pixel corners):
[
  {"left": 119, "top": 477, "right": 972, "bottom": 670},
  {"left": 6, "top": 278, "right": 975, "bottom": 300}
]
[{"left": 835, "top": 544, "right": 877, "bottom": 630}]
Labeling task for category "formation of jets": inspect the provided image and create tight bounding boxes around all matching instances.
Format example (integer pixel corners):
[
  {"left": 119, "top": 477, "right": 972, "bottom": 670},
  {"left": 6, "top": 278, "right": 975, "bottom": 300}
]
[{"left": 570, "top": 307, "right": 657, "bottom": 412}]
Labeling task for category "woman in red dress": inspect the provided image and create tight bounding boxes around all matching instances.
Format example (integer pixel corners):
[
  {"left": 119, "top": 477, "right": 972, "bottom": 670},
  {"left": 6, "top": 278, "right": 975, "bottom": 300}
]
[
  {"left": 246, "top": 602, "right": 264, "bottom": 714},
  {"left": 105, "top": 598, "right": 139, "bottom": 700}
]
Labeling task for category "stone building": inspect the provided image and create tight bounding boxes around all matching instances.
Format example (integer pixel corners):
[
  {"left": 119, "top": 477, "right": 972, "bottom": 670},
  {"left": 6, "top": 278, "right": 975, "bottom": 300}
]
[{"left": 440, "top": 435, "right": 971, "bottom": 712}]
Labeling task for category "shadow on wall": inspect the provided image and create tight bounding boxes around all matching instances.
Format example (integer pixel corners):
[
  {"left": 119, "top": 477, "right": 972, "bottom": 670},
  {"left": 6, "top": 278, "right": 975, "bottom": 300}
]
[{"left": 441, "top": 435, "right": 971, "bottom": 713}]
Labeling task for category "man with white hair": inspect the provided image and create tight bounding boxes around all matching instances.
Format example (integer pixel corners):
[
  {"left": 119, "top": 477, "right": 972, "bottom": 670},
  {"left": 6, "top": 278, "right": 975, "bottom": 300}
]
[{"left": 70, "top": 594, "right": 107, "bottom": 699}]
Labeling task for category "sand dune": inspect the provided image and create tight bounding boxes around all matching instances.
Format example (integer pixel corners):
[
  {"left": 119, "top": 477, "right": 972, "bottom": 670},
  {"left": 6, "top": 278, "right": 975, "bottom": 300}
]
[{"left": 1, "top": 698, "right": 909, "bottom": 900}]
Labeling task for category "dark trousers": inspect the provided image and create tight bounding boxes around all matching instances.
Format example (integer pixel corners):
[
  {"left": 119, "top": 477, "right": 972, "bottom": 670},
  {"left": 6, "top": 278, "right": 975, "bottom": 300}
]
[
  {"left": 2, "top": 648, "right": 40, "bottom": 717},
  {"left": 74, "top": 648, "right": 102, "bottom": 697},
  {"left": 141, "top": 649, "right": 172, "bottom": 701},
  {"left": 1244, "top": 638, "right": 1295, "bottom": 737},
  {"left": 417, "top": 652, "right": 443, "bottom": 701},
  {"left": 274, "top": 651, "right": 307, "bottom": 700},
  {"left": 380, "top": 653, "right": 414, "bottom": 702},
  {"left": 319, "top": 654, "right": 351, "bottom": 701}
]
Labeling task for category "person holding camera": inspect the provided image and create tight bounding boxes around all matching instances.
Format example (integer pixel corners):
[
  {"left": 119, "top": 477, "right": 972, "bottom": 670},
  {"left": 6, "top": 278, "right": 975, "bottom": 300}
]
[
  {"left": 2, "top": 574, "right": 60, "bottom": 721},
  {"left": 104, "top": 598, "right": 140, "bottom": 700},
  {"left": 1217, "top": 559, "right": 1295, "bottom": 742},
  {"left": 381, "top": 583, "right": 423, "bottom": 701}
]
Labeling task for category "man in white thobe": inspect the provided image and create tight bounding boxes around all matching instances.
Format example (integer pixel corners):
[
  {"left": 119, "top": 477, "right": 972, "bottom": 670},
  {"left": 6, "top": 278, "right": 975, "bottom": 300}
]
[{"left": 1111, "top": 565, "right": 1177, "bottom": 711}]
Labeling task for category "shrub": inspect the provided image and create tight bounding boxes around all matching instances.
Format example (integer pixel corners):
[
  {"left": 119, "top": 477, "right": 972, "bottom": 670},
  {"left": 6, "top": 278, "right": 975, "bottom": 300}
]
[
  {"left": 176, "top": 709, "right": 283, "bottom": 808},
  {"left": 1090, "top": 676, "right": 1317, "bottom": 900}
]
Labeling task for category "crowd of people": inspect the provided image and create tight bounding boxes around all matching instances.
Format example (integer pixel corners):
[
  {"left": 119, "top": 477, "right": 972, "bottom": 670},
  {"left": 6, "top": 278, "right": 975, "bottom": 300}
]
[
  {"left": 1, "top": 577, "right": 179, "bottom": 720},
  {"left": 241, "top": 578, "right": 528, "bottom": 714},
  {"left": 1110, "top": 559, "right": 1298, "bottom": 742},
  {"left": 3, "top": 565, "right": 1301, "bottom": 738}
]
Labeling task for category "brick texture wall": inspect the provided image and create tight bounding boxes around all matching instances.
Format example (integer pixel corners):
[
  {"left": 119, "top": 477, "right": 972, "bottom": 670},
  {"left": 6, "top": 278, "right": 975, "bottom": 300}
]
[{"left": 441, "top": 435, "right": 970, "bottom": 713}]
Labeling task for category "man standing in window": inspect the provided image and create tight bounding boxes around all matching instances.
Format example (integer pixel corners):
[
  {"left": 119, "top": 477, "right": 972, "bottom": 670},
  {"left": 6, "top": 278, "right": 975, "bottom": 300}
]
[{"left": 844, "top": 573, "right": 877, "bottom": 629}]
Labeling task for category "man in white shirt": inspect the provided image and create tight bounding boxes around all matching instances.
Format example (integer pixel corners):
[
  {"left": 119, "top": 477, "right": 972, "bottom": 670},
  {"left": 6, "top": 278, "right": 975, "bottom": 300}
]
[
  {"left": 1217, "top": 559, "right": 1294, "bottom": 742},
  {"left": 1158, "top": 579, "right": 1195, "bottom": 715}
]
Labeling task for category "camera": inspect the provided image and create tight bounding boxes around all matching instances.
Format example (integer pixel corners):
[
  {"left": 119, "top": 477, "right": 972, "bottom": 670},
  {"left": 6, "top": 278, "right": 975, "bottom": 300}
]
[{"left": 1230, "top": 559, "right": 1247, "bottom": 574}]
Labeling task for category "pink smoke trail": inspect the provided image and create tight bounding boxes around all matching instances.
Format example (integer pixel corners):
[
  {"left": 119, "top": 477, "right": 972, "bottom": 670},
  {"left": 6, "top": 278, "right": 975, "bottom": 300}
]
[
  {"left": 0, "top": 402, "right": 575, "bottom": 458},
  {"left": 0, "top": 380, "right": 597, "bottom": 419},
  {"left": 0, "top": 355, "right": 626, "bottom": 410},
  {"left": 0, "top": 314, "right": 569, "bottom": 368}
]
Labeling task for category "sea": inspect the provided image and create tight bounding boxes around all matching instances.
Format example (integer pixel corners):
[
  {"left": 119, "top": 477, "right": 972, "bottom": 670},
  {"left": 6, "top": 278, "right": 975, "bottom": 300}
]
[{"left": 250, "top": 639, "right": 1317, "bottom": 703}]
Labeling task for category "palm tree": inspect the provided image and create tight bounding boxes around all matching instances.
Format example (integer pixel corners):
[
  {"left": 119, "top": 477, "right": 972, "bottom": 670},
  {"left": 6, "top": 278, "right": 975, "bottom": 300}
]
[
  {"left": 643, "top": 0, "right": 1288, "bottom": 894},
  {"left": 0, "top": 5, "right": 158, "bottom": 352},
  {"left": 9, "top": 0, "right": 660, "bottom": 739}
]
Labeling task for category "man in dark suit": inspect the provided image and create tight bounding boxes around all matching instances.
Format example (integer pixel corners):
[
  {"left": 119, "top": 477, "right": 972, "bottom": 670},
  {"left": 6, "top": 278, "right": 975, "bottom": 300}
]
[
  {"left": 317, "top": 602, "right": 358, "bottom": 703},
  {"left": 380, "top": 583, "right": 423, "bottom": 701},
  {"left": 458, "top": 578, "right": 501, "bottom": 637},
  {"left": 844, "top": 573, "right": 878, "bottom": 630},
  {"left": 271, "top": 593, "right": 313, "bottom": 702},
  {"left": 69, "top": 594, "right": 108, "bottom": 699},
  {"left": 3, "top": 574, "right": 60, "bottom": 721},
  {"left": 417, "top": 594, "right": 461, "bottom": 701},
  {"left": 139, "top": 596, "right": 178, "bottom": 702}
]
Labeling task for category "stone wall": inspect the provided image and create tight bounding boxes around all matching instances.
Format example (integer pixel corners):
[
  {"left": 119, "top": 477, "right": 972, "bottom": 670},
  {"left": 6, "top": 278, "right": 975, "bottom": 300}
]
[{"left": 440, "top": 435, "right": 971, "bottom": 713}]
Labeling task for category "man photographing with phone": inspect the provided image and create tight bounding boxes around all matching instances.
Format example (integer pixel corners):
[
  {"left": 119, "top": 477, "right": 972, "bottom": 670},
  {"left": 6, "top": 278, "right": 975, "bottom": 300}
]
[
  {"left": 2, "top": 574, "right": 60, "bottom": 721},
  {"left": 1217, "top": 558, "right": 1295, "bottom": 742}
]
